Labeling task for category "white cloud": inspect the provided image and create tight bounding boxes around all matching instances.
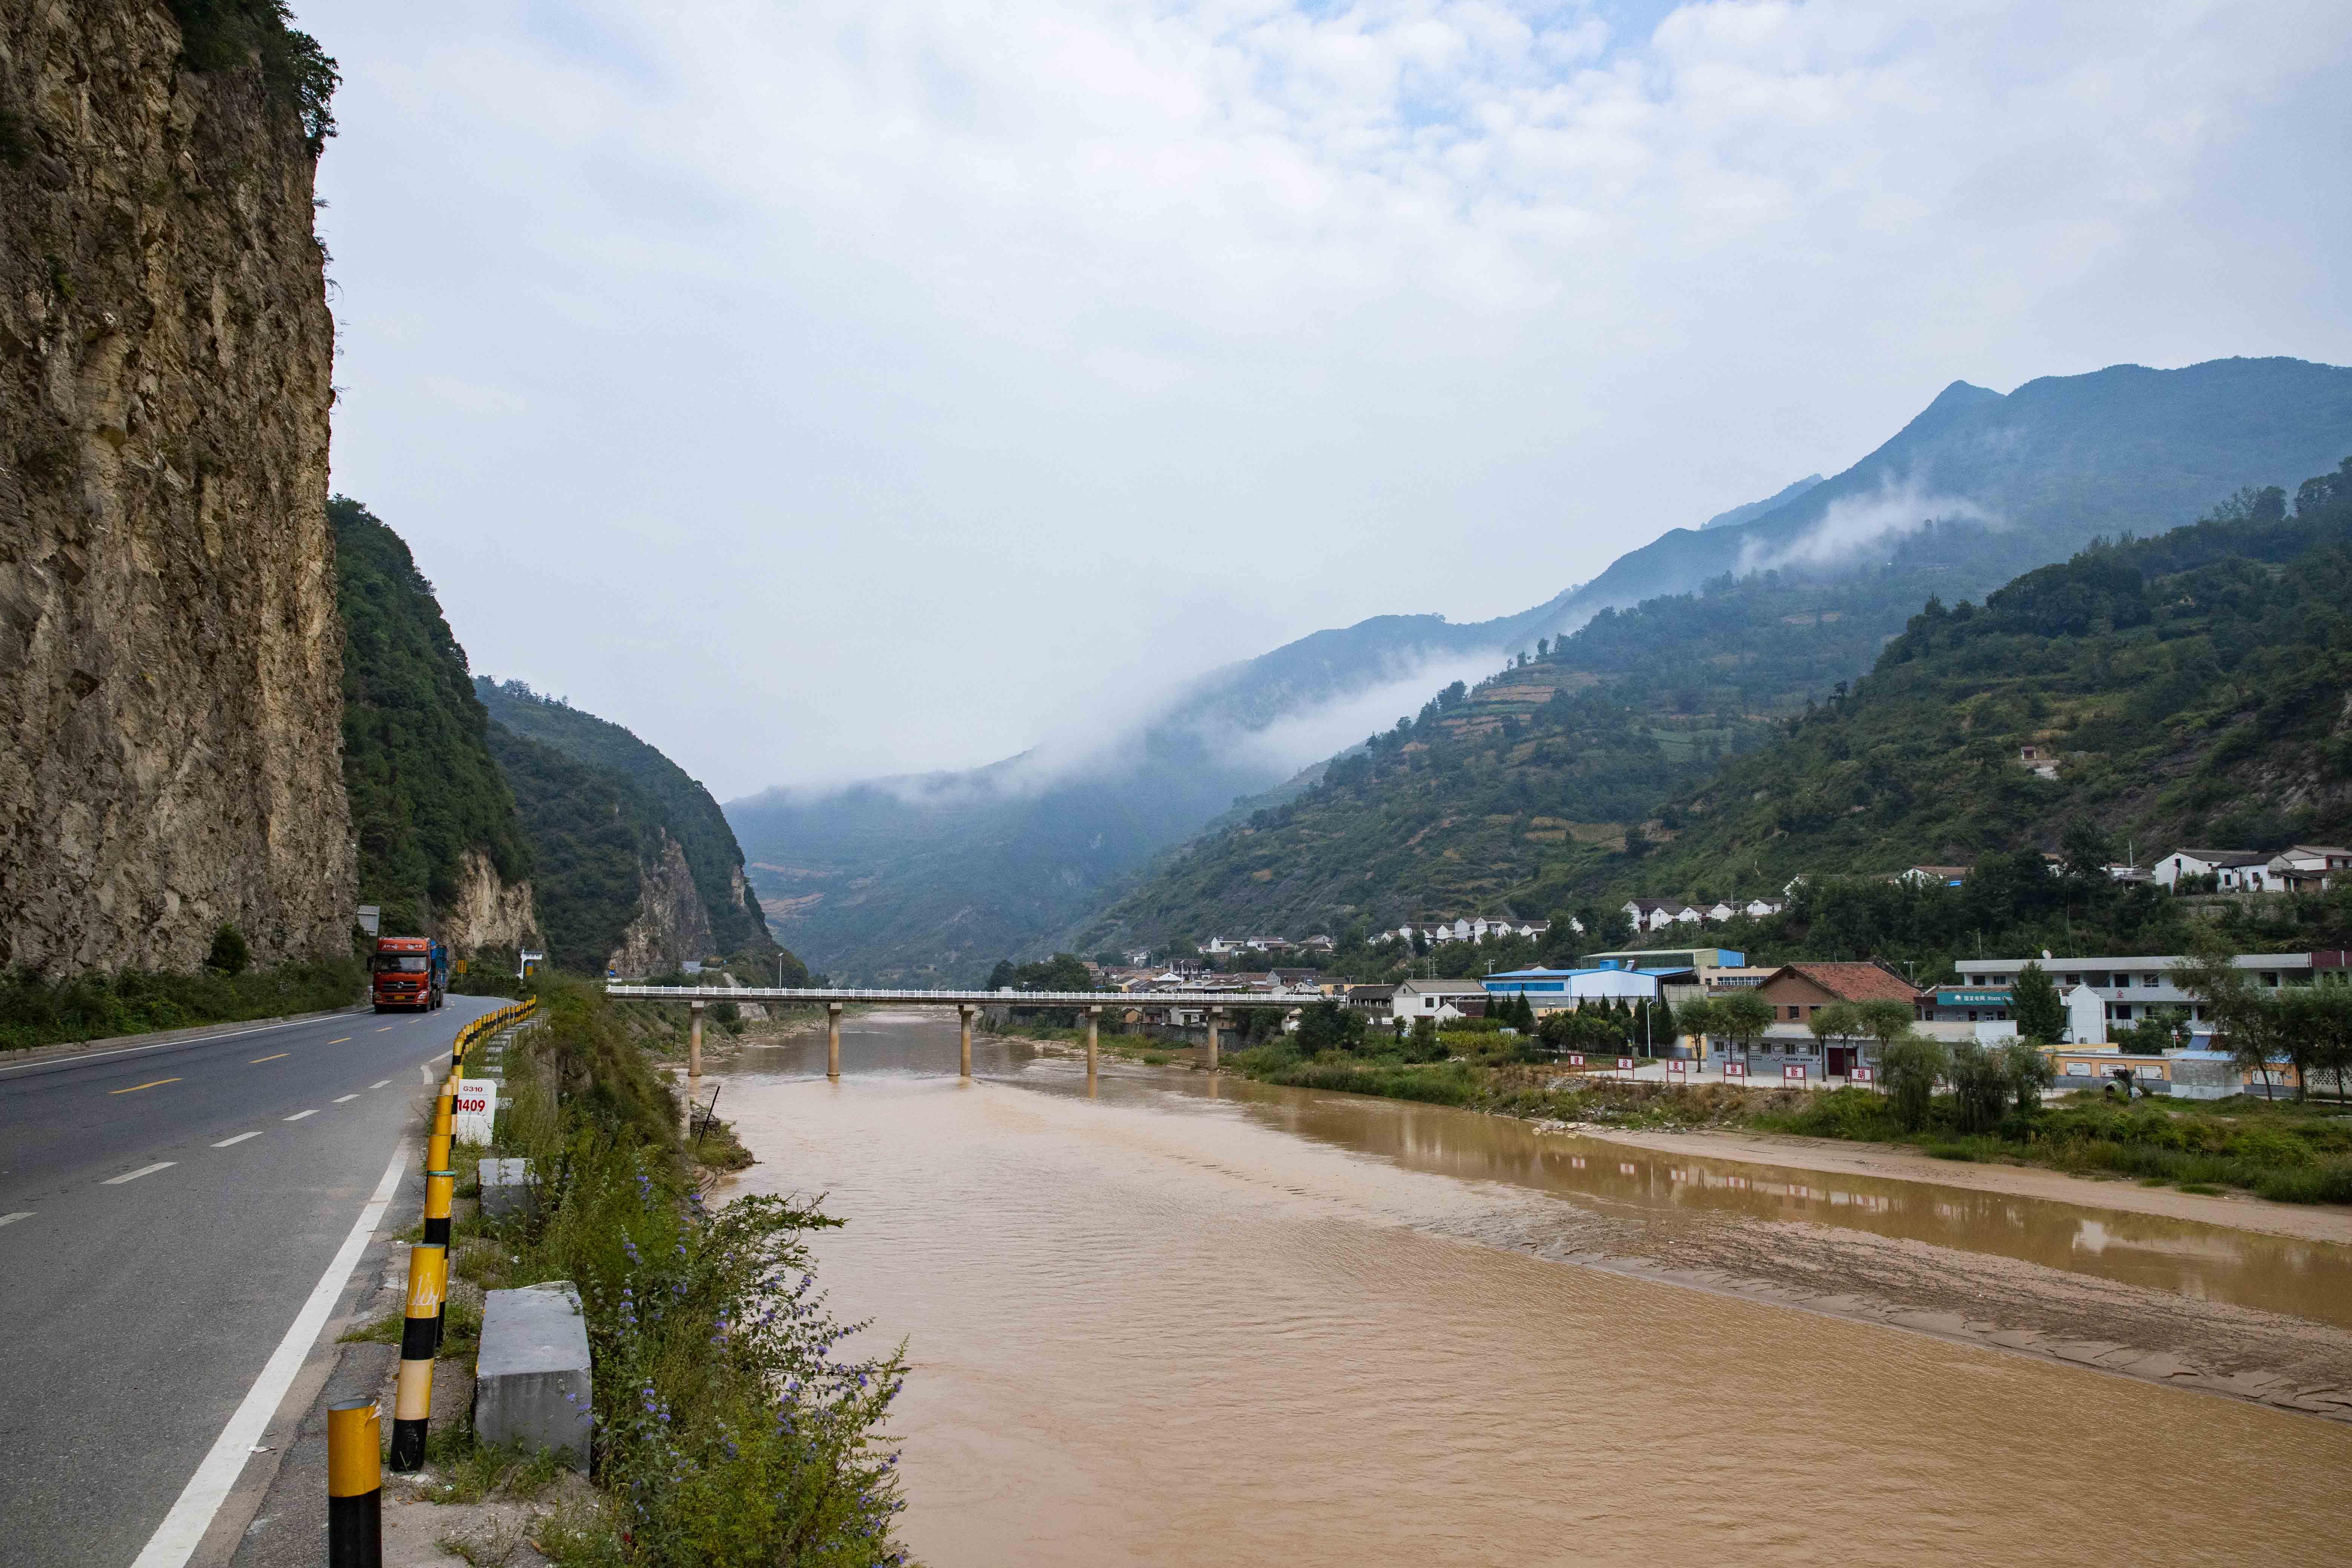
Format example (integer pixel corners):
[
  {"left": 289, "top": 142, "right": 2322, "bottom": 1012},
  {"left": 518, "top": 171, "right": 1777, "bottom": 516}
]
[
  {"left": 1736, "top": 476, "right": 1996, "bottom": 574},
  {"left": 301, "top": 0, "right": 2352, "bottom": 796}
]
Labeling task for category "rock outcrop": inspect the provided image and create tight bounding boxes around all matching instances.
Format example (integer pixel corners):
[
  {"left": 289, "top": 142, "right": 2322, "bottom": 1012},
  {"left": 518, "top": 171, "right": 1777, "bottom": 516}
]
[
  {"left": 606, "top": 830, "right": 715, "bottom": 977},
  {"left": 0, "top": 2, "right": 351, "bottom": 971},
  {"left": 439, "top": 848, "right": 538, "bottom": 955}
]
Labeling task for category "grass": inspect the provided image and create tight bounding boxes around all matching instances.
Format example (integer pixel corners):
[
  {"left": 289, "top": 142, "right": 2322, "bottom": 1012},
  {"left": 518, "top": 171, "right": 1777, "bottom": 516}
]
[
  {"left": 0, "top": 957, "right": 364, "bottom": 1052},
  {"left": 1226, "top": 1044, "right": 2352, "bottom": 1205},
  {"left": 448, "top": 972, "right": 910, "bottom": 1564}
]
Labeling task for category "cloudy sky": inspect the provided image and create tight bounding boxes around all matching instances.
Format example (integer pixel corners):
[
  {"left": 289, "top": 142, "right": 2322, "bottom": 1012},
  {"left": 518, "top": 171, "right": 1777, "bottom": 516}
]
[{"left": 303, "top": 0, "right": 2352, "bottom": 798}]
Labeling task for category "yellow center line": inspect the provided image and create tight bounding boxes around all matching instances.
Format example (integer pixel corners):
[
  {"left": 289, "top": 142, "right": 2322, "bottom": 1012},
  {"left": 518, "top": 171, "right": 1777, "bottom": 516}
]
[
  {"left": 250, "top": 1053, "right": 289, "bottom": 1063},
  {"left": 375, "top": 1027, "right": 393, "bottom": 1033},
  {"left": 109, "top": 1078, "right": 181, "bottom": 1095},
  {"left": 326, "top": 1037, "right": 352, "bottom": 1044}
]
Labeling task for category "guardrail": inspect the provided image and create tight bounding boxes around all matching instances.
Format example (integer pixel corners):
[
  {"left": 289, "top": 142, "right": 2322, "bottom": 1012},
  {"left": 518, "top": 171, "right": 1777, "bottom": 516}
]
[{"left": 329, "top": 995, "right": 537, "bottom": 1565}]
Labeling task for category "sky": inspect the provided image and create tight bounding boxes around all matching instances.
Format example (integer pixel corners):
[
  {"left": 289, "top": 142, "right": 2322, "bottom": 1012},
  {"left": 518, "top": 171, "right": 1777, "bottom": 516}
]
[{"left": 302, "top": 0, "right": 2352, "bottom": 799}]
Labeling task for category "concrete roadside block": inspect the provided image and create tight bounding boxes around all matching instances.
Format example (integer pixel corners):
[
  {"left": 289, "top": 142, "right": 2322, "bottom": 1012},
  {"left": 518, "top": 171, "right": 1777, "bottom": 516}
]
[
  {"left": 474, "top": 1280, "right": 593, "bottom": 1470},
  {"left": 479, "top": 1157, "right": 538, "bottom": 1222}
]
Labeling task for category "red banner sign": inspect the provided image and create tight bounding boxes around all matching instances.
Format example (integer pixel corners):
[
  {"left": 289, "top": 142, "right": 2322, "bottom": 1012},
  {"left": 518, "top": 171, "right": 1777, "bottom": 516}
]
[
  {"left": 1616, "top": 1057, "right": 1635, "bottom": 1071},
  {"left": 1783, "top": 1063, "right": 1808, "bottom": 1082}
]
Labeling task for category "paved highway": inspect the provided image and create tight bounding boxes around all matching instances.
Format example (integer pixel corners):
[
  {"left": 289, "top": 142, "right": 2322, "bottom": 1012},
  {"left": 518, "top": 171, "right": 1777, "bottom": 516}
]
[{"left": 0, "top": 997, "right": 507, "bottom": 1566}]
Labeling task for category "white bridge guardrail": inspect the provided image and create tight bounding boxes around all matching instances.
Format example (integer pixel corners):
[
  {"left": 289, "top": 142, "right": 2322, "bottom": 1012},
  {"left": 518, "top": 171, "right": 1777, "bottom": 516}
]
[{"left": 603, "top": 985, "right": 1315, "bottom": 1008}]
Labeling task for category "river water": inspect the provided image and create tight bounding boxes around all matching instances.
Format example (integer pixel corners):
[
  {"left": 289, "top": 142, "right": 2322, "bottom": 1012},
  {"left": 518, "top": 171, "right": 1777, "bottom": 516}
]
[{"left": 721, "top": 1011, "right": 2352, "bottom": 1565}]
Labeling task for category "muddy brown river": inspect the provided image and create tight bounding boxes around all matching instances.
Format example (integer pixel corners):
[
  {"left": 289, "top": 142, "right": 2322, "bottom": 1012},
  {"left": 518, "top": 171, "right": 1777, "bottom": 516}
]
[{"left": 720, "top": 1011, "right": 2352, "bottom": 1565}]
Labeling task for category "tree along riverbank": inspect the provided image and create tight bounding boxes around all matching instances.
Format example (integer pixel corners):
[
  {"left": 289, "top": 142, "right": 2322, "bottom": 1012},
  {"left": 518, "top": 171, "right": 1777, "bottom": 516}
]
[{"left": 990, "top": 1014, "right": 2352, "bottom": 1208}]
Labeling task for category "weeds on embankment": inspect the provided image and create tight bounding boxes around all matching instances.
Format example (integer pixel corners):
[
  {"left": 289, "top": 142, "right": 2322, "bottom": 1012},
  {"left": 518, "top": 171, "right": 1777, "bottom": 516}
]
[
  {"left": 1228, "top": 1041, "right": 2352, "bottom": 1205},
  {"left": 447, "top": 975, "right": 910, "bottom": 1566},
  {"left": 0, "top": 956, "right": 365, "bottom": 1050}
]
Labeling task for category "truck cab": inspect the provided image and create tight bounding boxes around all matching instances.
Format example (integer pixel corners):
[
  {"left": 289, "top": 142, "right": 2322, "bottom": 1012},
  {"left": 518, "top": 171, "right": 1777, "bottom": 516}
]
[{"left": 371, "top": 936, "right": 448, "bottom": 1013}]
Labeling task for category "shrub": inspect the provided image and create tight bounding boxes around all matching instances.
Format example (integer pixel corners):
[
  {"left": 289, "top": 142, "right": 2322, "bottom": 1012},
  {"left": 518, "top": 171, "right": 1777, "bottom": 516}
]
[{"left": 205, "top": 924, "right": 251, "bottom": 977}]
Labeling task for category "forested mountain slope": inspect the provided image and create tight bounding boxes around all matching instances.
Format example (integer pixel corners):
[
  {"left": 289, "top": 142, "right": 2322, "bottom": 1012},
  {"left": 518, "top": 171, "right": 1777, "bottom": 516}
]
[
  {"left": 1607, "top": 462, "right": 2352, "bottom": 910},
  {"left": 478, "top": 679, "right": 775, "bottom": 961},
  {"left": 333, "top": 498, "right": 534, "bottom": 948},
  {"left": 750, "top": 357, "right": 2352, "bottom": 979},
  {"left": 1077, "top": 458, "right": 2352, "bottom": 953}
]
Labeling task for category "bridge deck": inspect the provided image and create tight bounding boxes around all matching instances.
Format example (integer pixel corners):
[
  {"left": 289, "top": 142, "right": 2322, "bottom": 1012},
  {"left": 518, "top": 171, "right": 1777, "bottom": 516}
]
[{"left": 603, "top": 985, "right": 1315, "bottom": 1008}]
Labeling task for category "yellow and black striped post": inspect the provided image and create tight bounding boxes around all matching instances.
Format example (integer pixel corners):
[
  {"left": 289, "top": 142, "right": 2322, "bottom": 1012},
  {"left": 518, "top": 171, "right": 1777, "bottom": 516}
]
[
  {"left": 388, "top": 1242, "right": 446, "bottom": 1472},
  {"left": 422, "top": 1167, "right": 455, "bottom": 1349},
  {"left": 326, "top": 1398, "right": 382, "bottom": 1567}
]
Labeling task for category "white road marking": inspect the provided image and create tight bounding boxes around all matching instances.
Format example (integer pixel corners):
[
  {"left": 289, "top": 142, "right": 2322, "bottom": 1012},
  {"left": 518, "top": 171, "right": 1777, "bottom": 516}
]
[
  {"left": 334, "top": 1094, "right": 358, "bottom": 1104},
  {"left": 370, "top": 1080, "right": 390, "bottom": 1089},
  {"left": 129, "top": 1140, "right": 410, "bottom": 1568},
  {"left": 212, "top": 1132, "right": 263, "bottom": 1148},
  {"left": 283, "top": 1109, "right": 318, "bottom": 1122},
  {"left": 0, "top": 1211, "right": 32, "bottom": 1228},
  {"left": 103, "top": 1162, "right": 176, "bottom": 1185},
  {"left": 0, "top": 1012, "right": 365, "bottom": 1077},
  {"left": 417, "top": 1063, "right": 433, "bottom": 1084}
]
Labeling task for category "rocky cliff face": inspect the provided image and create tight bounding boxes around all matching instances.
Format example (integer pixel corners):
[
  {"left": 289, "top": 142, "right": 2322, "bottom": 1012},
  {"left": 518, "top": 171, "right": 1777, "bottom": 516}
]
[
  {"left": 608, "top": 830, "right": 715, "bottom": 977},
  {"left": 0, "top": 2, "right": 350, "bottom": 972},
  {"left": 439, "top": 848, "right": 538, "bottom": 956}
]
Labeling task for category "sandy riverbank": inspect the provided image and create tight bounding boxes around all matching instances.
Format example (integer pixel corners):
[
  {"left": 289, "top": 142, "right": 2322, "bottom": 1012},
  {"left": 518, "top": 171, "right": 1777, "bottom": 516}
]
[{"left": 1569, "top": 1123, "right": 2352, "bottom": 1245}]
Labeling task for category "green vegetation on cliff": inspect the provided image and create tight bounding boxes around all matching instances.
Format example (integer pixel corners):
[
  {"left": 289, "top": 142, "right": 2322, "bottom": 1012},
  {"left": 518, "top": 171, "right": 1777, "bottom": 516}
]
[
  {"left": 1620, "top": 461, "right": 2352, "bottom": 906},
  {"left": 333, "top": 496, "right": 531, "bottom": 939},
  {"left": 478, "top": 679, "right": 775, "bottom": 960},
  {"left": 482, "top": 724, "right": 649, "bottom": 976},
  {"left": 167, "top": 0, "right": 339, "bottom": 150}
]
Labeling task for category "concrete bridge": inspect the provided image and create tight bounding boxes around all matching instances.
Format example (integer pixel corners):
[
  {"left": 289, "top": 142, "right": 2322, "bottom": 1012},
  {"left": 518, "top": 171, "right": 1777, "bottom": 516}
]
[{"left": 605, "top": 983, "right": 1309, "bottom": 1086}]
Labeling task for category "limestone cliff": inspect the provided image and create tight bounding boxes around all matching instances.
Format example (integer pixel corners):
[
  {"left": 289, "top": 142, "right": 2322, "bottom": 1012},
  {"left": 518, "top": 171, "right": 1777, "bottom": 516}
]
[
  {"left": 606, "top": 830, "right": 715, "bottom": 977},
  {"left": 0, "top": 2, "right": 351, "bottom": 971},
  {"left": 438, "top": 848, "right": 537, "bottom": 955}
]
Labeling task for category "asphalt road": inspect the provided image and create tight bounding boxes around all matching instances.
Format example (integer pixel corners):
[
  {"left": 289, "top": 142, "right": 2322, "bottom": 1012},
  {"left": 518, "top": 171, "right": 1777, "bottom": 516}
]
[{"left": 0, "top": 996, "right": 505, "bottom": 1566}]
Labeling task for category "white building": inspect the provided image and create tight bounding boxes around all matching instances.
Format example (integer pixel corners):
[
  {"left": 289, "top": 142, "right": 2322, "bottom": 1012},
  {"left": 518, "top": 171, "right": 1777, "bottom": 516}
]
[
  {"left": 2152, "top": 848, "right": 2271, "bottom": 891},
  {"left": 2269, "top": 845, "right": 2352, "bottom": 891},
  {"left": 1390, "top": 978, "right": 1495, "bottom": 1022}
]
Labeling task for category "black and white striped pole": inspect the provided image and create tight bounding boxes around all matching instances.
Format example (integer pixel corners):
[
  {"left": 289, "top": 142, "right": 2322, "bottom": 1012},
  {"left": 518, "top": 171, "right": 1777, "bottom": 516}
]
[
  {"left": 388, "top": 1242, "right": 446, "bottom": 1472},
  {"left": 326, "top": 1398, "right": 382, "bottom": 1567}
]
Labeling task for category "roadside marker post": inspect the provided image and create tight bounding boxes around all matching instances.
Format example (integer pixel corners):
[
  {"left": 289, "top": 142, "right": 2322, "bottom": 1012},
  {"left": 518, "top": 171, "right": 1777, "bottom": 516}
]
[
  {"left": 423, "top": 1167, "right": 455, "bottom": 1250},
  {"left": 389, "top": 1243, "right": 446, "bottom": 1472},
  {"left": 326, "top": 1399, "right": 382, "bottom": 1568}
]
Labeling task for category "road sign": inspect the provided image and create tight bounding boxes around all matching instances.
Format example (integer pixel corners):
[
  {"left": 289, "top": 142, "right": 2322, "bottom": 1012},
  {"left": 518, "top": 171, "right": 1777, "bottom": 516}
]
[
  {"left": 1666, "top": 1059, "right": 1686, "bottom": 1075},
  {"left": 1567, "top": 1054, "right": 1585, "bottom": 1066},
  {"left": 1723, "top": 1061, "right": 1747, "bottom": 1078},
  {"left": 356, "top": 904, "right": 380, "bottom": 937},
  {"left": 1783, "top": 1063, "right": 1808, "bottom": 1082},
  {"left": 1851, "top": 1065, "right": 1875, "bottom": 1083},
  {"left": 1616, "top": 1057, "right": 1634, "bottom": 1071},
  {"left": 454, "top": 1078, "right": 497, "bottom": 1142}
]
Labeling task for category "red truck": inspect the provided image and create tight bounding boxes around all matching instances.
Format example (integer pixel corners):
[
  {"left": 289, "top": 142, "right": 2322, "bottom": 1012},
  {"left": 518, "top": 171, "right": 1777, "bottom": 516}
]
[{"left": 371, "top": 936, "right": 448, "bottom": 1013}]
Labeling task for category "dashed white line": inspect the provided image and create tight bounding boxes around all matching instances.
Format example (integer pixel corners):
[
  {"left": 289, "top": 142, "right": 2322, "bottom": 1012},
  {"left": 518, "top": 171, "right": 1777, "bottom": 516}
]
[
  {"left": 283, "top": 1109, "right": 318, "bottom": 1122},
  {"left": 103, "top": 1162, "right": 176, "bottom": 1185},
  {"left": 370, "top": 1080, "right": 390, "bottom": 1089},
  {"left": 0, "top": 1211, "right": 32, "bottom": 1228},
  {"left": 334, "top": 1094, "right": 358, "bottom": 1104},
  {"left": 212, "top": 1132, "right": 262, "bottom": 1148}
]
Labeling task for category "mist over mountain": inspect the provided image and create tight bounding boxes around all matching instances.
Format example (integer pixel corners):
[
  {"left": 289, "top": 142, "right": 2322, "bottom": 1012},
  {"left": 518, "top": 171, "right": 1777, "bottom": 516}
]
[
  {"left": 729, "top": 356, "right": 2352, "bottom": 983},
  {"left": 1700, "top": 475, "right": 1824, "bottom": 531}
]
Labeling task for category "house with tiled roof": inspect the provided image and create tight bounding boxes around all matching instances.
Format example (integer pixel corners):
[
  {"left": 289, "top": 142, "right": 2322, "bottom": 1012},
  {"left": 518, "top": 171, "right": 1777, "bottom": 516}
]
[{"left": 1748, "top": 960, "right": 1928, "bottom": 1078}]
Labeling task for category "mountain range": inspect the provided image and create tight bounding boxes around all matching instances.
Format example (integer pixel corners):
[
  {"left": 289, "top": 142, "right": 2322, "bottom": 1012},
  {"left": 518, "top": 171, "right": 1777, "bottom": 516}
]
[{"left": 728, "top": 356, "right": 2352, "bottom": 981}]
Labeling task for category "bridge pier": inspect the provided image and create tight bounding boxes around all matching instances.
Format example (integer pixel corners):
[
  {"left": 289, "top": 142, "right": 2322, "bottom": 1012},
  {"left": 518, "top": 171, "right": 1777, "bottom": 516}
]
[
  {"left": 687, "top": 1000, "right": 704, "bottom": 1122},
  {"left": 1085, "top": 1005, "right": 1100, "bottom": 1084},
  {"left": 1206, "top": 1007, "right": 1222, "bottom": 1072},
  {"left": 827, "top": 1002, "right": 842, "bottom": 1082},
  {"left": 957, "top": 1004, "right": 974, "bottom": 1078}
]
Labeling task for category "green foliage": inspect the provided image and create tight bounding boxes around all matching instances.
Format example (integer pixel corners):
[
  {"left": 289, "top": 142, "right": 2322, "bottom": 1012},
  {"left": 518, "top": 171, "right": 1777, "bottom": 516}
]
[
  {"left": 1878, "top": 1035, "right": 1950, "bottom": 1131},
  {"left": 1294, "top": 998, "right": 1366, "bottom": 1053},
  {"left": 334, "top": 498, "right": 531, "bottom": 939},
  {"left": 2012, "top": 962, "right": 2066, "bottom": 1042},
  {"left": 478, "top": 680, "right": 775, "bottom": 958},
  {"left": 1607, "top": 461, "right": 2352, "bottom": 966},
  {"left": 478, "top": 979, "right": 906, "bottom": 1563},
  {"left": 485, "top": 723, "right": 649, "bottom": 975},
  {"left": 165, "top": 0, "right": 338, "bottom": 150},
  {"left": 0, "top": 957, "right": 362, "bottom": 1050},
  {"left": 985, "top": 953, "right": 1093, "bottom": 992},
  {"left": 204, "top": 924, "right": 251, "bottom": 977}
]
